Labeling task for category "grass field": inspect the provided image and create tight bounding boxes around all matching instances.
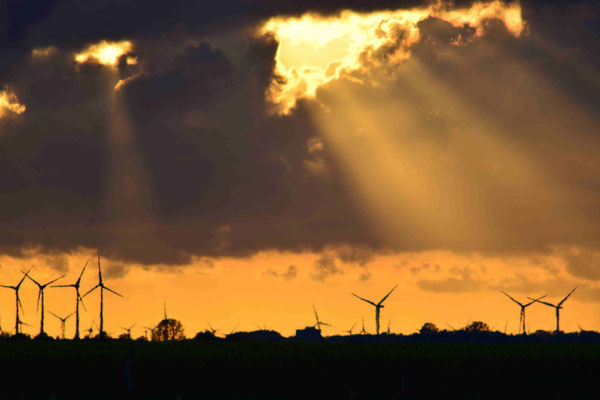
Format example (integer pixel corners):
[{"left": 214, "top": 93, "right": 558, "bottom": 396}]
[{"left": 1, "top": 338, "right": 599, "bottom": 399}]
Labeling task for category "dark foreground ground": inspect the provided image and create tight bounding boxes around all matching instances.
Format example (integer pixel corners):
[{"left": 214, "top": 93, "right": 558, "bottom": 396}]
[{"left": 1, "top": 338, "right": 599, "bottom": 399}]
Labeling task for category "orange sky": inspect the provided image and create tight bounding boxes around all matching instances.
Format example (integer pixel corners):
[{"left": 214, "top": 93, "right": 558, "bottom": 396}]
[{"left": 0, "top": 249, "right": 595, "bottom": 338}]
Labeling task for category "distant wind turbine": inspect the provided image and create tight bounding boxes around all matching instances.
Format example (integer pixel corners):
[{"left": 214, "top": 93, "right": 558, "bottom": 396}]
[
  {"left": 23, "top": 270, "right": 64, "bottom": 336},
  {"left": 359, "top": 317, "right": 367, "bottom": 335},
  {"left": 52, "top": 260, "right": 88, "bottom": 339},
  {"left": 0, "top": 267, "right": 32, "bottom": 334},
  {"left": 352, "top": 284, "right": 398, "bottom": 335},
  {"left": 121, "top": 323, "right": 135, "bottom": 338},
  {"left": 529, "top": 286, "right": 578, "bottom": 333},
  {"left": 83, "top": 252, "right": 123, "bottom": 337},
  {"left": 501, "top": 291, "right": 546, "bottom": 335},
  {"left": 312, "top": 304, "right": 331, "bottom": 332},
  {"left": 48, "top": 310, "right": 74, "bottom": 339},
  {"left": 206, "top": 323, "right": 220, "bottom": 336},
  {"left": 344, "top": 322, "right": 356, "bottom": 335}
]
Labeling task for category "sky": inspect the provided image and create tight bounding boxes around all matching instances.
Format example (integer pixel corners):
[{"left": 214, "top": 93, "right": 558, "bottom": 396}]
[{"left": 1, "top": 0, "right": 600, "bottom": 338}]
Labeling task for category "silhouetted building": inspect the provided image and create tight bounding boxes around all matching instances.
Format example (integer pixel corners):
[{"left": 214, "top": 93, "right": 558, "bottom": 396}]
[{"left": 295, "top": 326, "right": 322, "bottom": 341}]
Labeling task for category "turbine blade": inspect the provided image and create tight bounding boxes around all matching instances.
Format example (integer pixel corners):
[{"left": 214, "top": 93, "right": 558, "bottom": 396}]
[
  {"left": 36, "top": 289, "right": 42, "bottom": 313},
  {"left": 523, "top": 294, "right": 546, "bottom": 307},
  {"left": 83, "top": 284, "right": 100, "bottom": 297},
  {"left": 46, "top": 275, "right": 65, "bottom": 286},
  {"left": 103, "top": 285, "right": 123, "bottom": 297},
  {"left": 18, "top": 267, "right": 33, "bottom": 287},
  {"left": 48, "top": 310, "right": 60, "bottom": 319},
  {"left": 51, "top": 284, "right": 76, "bottom": 288},
  {"left": 501, "top": 291, "right": 523, "bottom": 307},
  {"left": 77, "top": 260, "right": 89, "bottom": 284},
  {"left": 378, "top": 284, "right": 398, "bottom": 305},
  {"left": 351, "top": 293, "right": 377, "bottom": 306},
  {"left": 24, "top": 271, "right": 41, "bottom": 287},
  {"left": 18, "top": 295, "right": 24, "bottom": 313},
  {"left": 0, "top": 284, "right": 15, "bottom": 289},
  {"left": 527, "top": 298, "right": 556, "bottom": 308},
  {"left": 313, "top": 304, "right": 320, "bottom": 323},
  {"left": 558, "top": 286, "right": 578, "bottom": 306},
  {"left": 78, "top": 292, "right": 88, "bottom": 311}
]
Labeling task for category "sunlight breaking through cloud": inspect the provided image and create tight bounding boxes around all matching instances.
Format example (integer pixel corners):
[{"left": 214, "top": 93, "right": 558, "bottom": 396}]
[
  {"left": 0, "top": 88, "right": 26, "bottom": 119},
  {"left": 74, "top": 40, "right": 135, "bottom": 67},
  {"left": 261, "top": 0, "right": 524, "bottom": 114}
]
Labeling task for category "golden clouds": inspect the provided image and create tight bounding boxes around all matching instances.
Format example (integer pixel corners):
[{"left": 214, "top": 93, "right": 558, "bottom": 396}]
[
  {"left": 74, "top": 40, "right": 134, "bottom": 67},
  {"left": 0, "top": 88, "right": 26, "bottom": 119},
  {"left": 261, "top": 1, "right": 524, "bottom": 114}
]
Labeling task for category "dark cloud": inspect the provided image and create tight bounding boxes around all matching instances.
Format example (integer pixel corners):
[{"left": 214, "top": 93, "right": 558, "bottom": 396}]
[
  {"left": 266, "top": 265, "right": 298, "bottom": 280},
  {"left": 104, "top": 263, "right": 128, "bottom": 279},
  {"left": 44, "top": 254, "right": 69, "bottom": 273},
  {"left": 311, "top": 256, "right": 342, "bottom": 281},
  {"left": 562, "top": 249, "right": 600, "bottom": 281},
  {"left": 1, "top": 0, "right": 600, "bottom": 270},
  {"left": 358, "top": 269, "right": 371, "bottom": 281},
  {"left": 336, "top": 247, "right": 377, "bottom": 266}
]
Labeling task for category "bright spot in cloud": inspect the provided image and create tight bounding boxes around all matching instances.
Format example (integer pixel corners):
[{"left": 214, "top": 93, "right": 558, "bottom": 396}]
[
  {"left": 31, "top": 46, "right": 57, "bottom": 58},
  {"left": 0, "top": 89, "right": 26, "bottom": 119},
  {"left": 74, "top": 40, "right": 133, "bottom": 67},
  {"left": 261, "top": 0, "right": 524, "bottom": 114}
]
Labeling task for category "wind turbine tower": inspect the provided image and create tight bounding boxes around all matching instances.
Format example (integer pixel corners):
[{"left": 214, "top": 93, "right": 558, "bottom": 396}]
[
  {"left": 23, "top": 270, "right": 64, "bottom": 336},
  {"left": 83, "top": 252, "right": 123, "bottom": 337},
  {"left": 0, "top": 267, "right": 32, "bottom": 334},
  {"left": 501, "top": 291, "right": 546, "bottom": 334},
  {"left": 352, "top": 284, "right": 398, "bottom": 335},
  {"left": 52, "top": 260, "right": 88, "bottom": 339}
]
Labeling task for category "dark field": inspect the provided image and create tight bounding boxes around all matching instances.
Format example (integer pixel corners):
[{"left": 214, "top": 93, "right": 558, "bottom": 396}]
[{"left": 1, "top": 339, "right": 599, "bottom": 399}]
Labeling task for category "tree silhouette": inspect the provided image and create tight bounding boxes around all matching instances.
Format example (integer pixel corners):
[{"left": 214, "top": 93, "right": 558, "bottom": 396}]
[
  {"left": 151, "top": 318, "right": 185, "bottom": 341},
  {"left": 419, "top": 322, "right": 440, "bottom": 335},
  {"left": 464, "top": 321, "right": 490, "bottom": 332}
]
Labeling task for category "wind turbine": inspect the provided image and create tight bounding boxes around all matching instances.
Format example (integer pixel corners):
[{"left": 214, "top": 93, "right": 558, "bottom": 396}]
[
  {"left": 83, "top": 252, "right": 123, "bottom": 337},
  {"left": 312, "top": 304, "right": 331, "bottom": 332},
  {"left": 52, "top": 260, "right": 88, "bottom": 339},
  {"left": 351, "top": 284, "right": 398, "bottom": 335},
  {"left": 501, "top": 291, "right": 546, "bottom": 335},
  {"left": 0, "top": 267, "right": 32, "bottom": 334},
  {"left": 359, "top": 317, "right": 367, "bottom": 335},
  {"left": 23, "top": 270, "right": 64, "bottom": 336},
  {"left": 529, "top": 286, "right": 578, "bottom": 333},
  {"left": 206, "top": 323, "right": 220, "bottom": 336},
  {"left": 344, "top": 322, "right": 356, "bottom": 335},
  {"left": 17, "top": 315, "right": 32, "bottom": 335},
  {"left": 121, "top": 323, "right": 135, "bottom": 338},
  {"left": 85, "top": 320, "right": 99, "bottom": 338},
  {"left": 48, "top": 310, "right": 74, "bottom": 339}
]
